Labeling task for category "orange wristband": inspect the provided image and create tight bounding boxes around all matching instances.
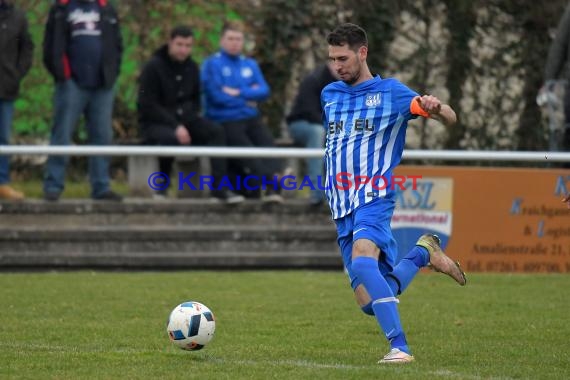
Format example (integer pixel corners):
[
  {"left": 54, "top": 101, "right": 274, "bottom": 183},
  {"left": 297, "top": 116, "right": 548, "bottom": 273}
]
[{"left": 410, "top": 96, "right": 430, "bottom": 118}]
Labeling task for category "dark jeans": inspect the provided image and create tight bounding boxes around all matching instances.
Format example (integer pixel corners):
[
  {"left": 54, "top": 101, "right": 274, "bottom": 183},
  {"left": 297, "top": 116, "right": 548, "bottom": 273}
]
[
  {"left": 288, "top": 119, "right": 326, "bottom": 201},
  {"left": 142, "top": 117, "right": 227, "bottom": 189},
  {"left": 221, "top": 116, "right": 283, "bottom": 178},
  {"left": 0, "top": 99, "right": 15, "bottom": 185},
  {"left": 43, "top": 79, "right": 115, "bottom": 197}
]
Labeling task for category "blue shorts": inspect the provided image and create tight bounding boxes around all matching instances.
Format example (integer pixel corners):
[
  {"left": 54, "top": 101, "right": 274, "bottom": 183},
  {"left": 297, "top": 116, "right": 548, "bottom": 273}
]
[{"left": 334, "top": 195, "right": 398, "bottom": 290}]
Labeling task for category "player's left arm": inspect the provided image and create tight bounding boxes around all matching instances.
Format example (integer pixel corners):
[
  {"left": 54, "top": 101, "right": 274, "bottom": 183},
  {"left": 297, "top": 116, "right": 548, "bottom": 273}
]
[{"left": 411, "top": 95, "right": 457, "bottom": 127}]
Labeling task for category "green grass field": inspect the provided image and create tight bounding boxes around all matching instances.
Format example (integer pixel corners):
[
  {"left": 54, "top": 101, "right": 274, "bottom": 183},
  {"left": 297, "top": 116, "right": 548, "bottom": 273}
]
[
  {"left": 9, "top": 180, "right": 129, "bottom": 199},
  {"left": 1, "top": 271, "right": 568, "bottom": 379}
]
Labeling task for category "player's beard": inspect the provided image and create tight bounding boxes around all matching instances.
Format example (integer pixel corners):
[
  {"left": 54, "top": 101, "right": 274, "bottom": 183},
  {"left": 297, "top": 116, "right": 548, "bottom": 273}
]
[{"left": 342, "top": 65, "right": 361, "bottom": 86}]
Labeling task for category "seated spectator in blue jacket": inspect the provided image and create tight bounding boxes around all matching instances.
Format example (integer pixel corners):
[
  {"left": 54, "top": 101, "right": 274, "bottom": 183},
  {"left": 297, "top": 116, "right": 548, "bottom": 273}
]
[
  {"left": 286, "top": 63, "right": 338, "bottom": 207},
  {"left": 201, "top": 20, "right": 284, "bottom": 203},
  {"left": 137, "top": 25, "right": 244, "bottom": 203}
]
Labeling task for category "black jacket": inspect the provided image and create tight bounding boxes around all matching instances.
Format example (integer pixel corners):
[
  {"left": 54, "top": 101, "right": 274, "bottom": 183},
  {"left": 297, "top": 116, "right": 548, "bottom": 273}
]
[
  {"left": 286, "top": 64, "right": 337, "bottom": 125},
  {"left": 137, "top": 45, "right": 201, "bottom": 130},
  {"left": 0, "top": 3, "right": 34, "bottom": 100},
  {"left": 42, "top": 0, "right": 122, "bottom": 88}
]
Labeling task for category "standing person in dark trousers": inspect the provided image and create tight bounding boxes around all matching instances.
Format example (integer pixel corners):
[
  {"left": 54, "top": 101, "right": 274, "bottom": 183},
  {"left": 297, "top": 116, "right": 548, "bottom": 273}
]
[
  {"left": 137, "top": 25, "right": 244, "bottom": 203},
  {"left": 286, "top": 63, "right": 338, "bottom": 206},
  {"left": 42, "top": 0, "right": 123, "bottom": 201},
  {"left": 0, "top": 0, "right": 34, "bottom": 200},
  {"left": 201, "top": 20, "right": 285, "bottom": 203}
]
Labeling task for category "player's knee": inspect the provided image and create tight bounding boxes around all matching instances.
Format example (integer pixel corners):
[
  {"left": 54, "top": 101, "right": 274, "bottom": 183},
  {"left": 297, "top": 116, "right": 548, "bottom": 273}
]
[{"left": 352, "top": 239, "right": 379, "bottom": 260}]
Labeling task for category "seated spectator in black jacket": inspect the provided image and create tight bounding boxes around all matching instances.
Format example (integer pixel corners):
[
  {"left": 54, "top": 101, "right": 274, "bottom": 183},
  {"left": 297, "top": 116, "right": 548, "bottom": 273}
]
[{"left": 137, "top": 25, "right": 243, "bottom": 203}]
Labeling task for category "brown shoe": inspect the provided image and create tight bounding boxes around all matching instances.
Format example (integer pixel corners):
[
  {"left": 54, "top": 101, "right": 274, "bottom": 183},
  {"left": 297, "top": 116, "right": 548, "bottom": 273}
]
[
  {"left": 416, "top": 234, "right": 467, "bottom": 286},
  {"left": 0, "top": 185, "right": 25, "bottom": 201}
]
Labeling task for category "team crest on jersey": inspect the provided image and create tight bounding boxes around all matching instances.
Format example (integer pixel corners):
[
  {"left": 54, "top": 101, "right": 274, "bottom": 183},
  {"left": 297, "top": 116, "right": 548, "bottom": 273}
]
[
  {"left": 241, "top": 67, "right": 253, "bottom": 78},
  {"left": 365, "top": 93, "right": 382, "bottom": 107}
]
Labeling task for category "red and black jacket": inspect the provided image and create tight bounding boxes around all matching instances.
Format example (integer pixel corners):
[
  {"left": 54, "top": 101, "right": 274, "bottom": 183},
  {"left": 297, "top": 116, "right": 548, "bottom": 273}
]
[{"left": 42, "top": 0, "right": 122, "bottom": 88}]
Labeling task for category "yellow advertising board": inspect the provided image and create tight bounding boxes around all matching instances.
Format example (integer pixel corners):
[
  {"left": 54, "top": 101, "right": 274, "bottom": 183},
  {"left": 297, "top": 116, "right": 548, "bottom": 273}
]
[{"left": 393, "top": 166, "right": 570, "bottom": 273}]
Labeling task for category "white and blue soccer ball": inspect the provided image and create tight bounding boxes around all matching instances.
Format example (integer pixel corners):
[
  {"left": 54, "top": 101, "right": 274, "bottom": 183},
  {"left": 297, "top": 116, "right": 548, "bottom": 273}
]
[{"left": 166, "top": 301, "right": 216, "bottom": 350}]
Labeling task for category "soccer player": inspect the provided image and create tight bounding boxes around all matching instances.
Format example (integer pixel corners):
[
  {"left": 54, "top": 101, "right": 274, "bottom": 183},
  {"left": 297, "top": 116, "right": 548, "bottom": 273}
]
[{"left": 322, "top": 23, "right": 467, "bottom": 364}]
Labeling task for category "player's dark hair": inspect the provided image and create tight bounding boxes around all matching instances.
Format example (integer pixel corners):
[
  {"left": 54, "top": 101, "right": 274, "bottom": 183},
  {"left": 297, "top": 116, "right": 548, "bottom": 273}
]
[
  {"left": 170, "top": 25, "right": 194, "bottom": 40},
  {"left": 326, "top": 23, "right": 368, "bottom": 51}
]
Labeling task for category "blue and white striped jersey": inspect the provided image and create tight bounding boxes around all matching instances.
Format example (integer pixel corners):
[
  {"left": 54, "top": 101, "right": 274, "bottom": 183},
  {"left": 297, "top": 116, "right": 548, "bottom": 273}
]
[{"left": 321, "top": 75, "right": 420, "bottom": 220}]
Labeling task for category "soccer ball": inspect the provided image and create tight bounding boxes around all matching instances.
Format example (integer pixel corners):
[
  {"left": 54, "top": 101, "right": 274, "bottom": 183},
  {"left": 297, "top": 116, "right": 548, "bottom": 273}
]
[{"left": 166, "top": 301, "right": 216, "bottom": 350}]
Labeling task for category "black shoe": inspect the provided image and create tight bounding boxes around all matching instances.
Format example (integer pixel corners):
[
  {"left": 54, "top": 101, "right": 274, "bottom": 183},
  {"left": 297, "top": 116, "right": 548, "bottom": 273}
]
[
  {"left": 93, "top": 190, "right": 123, "bottom": 202},
  {"left": 44, "top": 192, "right": 61, "bottom": 202},
  {"left": 211, "top": 190, "right": 245, "bottom": 204}
]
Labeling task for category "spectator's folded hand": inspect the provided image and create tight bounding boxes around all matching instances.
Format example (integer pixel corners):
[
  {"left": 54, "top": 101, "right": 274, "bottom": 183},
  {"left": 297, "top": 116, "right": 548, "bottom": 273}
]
[
  {"left": 176, "top": 125, "right": 191, "bottom": 145},
  {"left": 222, "top": 86, "right": 240, "bottom": 97}
]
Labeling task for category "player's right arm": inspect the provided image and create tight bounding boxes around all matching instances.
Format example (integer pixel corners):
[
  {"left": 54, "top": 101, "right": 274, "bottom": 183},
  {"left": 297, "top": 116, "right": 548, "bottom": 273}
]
[{"left": 391, "top": 79, "right": 456, "bottom": 127}]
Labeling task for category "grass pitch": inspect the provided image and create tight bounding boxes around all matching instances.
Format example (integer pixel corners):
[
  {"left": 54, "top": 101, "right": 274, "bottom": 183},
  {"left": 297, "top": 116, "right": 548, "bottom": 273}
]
[{"left": 0, "top": 271, "right": 568, "bottom": 379}]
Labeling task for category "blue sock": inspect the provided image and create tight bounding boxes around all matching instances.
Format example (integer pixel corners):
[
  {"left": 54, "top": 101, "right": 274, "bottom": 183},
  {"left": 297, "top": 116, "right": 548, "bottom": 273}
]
[
  {"left": 361, "top": 302, "right": 374, "bottom": 316},
  {"left": 351, "top": 256, "right": 409, "bottom": 354},
  {"left": 387, "top": 246, "right": 429, "bottom": 295}
]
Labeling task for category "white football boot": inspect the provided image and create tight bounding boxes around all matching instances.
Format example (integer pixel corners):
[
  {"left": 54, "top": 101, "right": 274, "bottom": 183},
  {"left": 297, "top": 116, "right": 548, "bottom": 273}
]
[{"left": 378, "top": 348, "right": 415, "bottom": 364}]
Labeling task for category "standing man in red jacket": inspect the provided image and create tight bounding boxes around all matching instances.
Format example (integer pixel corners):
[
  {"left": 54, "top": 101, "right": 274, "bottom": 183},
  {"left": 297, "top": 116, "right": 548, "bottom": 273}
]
[{"left": 42, "top": 0, "right": 123, "bottom": 201}]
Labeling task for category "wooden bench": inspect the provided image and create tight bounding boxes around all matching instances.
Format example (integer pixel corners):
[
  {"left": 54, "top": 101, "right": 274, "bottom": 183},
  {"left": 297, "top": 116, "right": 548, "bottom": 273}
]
[
  {"left": 119, "top": 138, "right": 211, "bottom": 198},
  {"left": 123, "top": 135, "right": 303, "bottom": 198},
  {"left": 274, "top": 136, "right": 302, "bottom": 178},
  {"left": 127, "top": 155, "right": 211, "bottom": 198}
]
